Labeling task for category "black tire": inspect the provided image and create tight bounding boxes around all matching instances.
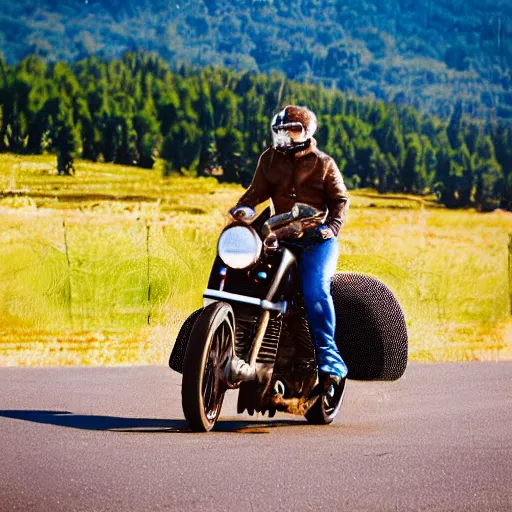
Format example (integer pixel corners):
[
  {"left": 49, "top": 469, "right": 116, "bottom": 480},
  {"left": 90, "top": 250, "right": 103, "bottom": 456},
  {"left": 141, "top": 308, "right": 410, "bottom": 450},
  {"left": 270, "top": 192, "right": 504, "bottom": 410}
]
[
  {"left": 169, "top": 308, "right": 203, "bottom": 373},
  {"left": 182, "top": 302, "right": 235, "bottom": 432},
  {"left": 331, "top": 273, "right": 408, "bottom": 381},
  {"left": 305, "top": 378, "right": 346, "bottom": 425}
]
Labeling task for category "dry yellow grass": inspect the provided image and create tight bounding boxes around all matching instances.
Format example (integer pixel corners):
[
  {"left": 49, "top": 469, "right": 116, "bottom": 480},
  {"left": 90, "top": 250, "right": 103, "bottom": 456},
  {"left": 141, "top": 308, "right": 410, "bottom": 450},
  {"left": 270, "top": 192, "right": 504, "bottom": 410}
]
[{"left": 1, "top": 154, "right": 511, "bottom": 366}]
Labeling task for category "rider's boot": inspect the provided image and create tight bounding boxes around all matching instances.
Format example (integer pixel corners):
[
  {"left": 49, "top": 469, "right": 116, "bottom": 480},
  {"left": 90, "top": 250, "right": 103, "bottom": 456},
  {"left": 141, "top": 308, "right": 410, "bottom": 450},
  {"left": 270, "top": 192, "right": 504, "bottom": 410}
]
[{"left": 318, "top": 372, "right": 341, "bottom": 392}]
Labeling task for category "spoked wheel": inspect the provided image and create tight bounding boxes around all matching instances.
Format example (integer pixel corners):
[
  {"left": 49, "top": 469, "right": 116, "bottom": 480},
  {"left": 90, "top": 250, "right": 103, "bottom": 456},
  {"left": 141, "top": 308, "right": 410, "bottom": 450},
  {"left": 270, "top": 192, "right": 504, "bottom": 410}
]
[
  {"left": 182, "top": 302, "right": 235, "bottom": 432},
  {"left": 305, "top": 377, "right": 346, "bottom": 425}
]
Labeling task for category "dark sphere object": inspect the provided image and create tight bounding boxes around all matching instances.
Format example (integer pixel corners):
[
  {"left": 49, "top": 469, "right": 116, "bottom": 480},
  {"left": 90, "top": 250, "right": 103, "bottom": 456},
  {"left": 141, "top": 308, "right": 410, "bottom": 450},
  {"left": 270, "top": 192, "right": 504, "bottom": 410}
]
[{"left": 331, "top": 273, "right": 408, "bottom": 381}]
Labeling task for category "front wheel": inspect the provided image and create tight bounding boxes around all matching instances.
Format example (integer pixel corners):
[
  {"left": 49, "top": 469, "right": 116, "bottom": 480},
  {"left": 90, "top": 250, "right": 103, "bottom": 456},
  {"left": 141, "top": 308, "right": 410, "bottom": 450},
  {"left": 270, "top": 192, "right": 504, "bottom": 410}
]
[
  {"left": 305, "top": 378, "right": 346, "bottom": 425},
  {"left": 182, "top": 302, "right": 235, "bottom": 432}
]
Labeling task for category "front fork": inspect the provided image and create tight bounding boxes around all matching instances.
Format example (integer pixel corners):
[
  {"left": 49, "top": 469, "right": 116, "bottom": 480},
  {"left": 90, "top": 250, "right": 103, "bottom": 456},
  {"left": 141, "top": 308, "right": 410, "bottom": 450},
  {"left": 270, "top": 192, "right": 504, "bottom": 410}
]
[{"left": 226, "top": 248, "right": 296, "bottom": 384}]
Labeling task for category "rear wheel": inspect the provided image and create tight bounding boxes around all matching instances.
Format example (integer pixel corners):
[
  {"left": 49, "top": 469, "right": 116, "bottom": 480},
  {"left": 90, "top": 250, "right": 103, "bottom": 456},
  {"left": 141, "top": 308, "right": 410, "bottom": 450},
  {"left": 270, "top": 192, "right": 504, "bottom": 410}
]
[
  {"left": 182, "top": 302, "right": 235, "bottom": 432},
  {"left": 305, "top": 377, "right": 346, "bottom": 425}
]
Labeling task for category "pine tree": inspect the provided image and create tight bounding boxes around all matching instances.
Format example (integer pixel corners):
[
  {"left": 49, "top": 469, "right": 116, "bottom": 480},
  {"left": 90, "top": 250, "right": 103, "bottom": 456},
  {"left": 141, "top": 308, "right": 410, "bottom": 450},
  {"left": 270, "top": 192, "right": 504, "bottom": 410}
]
[
  {"left": 134, "top": 93, "right": 161, "bottom": 168},
  {"left": 421, "top": 136, "right": 437, "bottom": 192},
  {"left": 53, "top": 104, "right": 80, "bottom": 176},
  {"left": 215, "top": 126, "right": 244, "bottom": 182},
  {"left": 492, "top": 124, "right": 512, "bottom": 209},
  {"left": 447, "top": 100, "right": 464, "bottom": 149},
  {"left": 161, "top": 120, "right": 202, "bottom": 175},
  {"left": 196, "top": 80, "right": 218, "bottom": 176},
  {"left": 373, "top": 107, "right": 405, "bottom": 184},
  {"left": 403, "top": 134, "right": 424, "bottom": 193},
  {"left": 473, "top": 134, "right": 503, "bottom": 211},
  {"left": 454, "top": 143, "right": 473, "bottom": 207}
]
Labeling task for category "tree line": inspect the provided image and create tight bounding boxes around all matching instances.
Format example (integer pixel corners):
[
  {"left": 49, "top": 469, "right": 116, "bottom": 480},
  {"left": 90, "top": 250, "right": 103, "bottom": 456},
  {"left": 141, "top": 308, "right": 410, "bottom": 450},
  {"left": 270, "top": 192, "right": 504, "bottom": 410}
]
[{"left": 0, "top": 52, "right": 511, "bottom": 211}]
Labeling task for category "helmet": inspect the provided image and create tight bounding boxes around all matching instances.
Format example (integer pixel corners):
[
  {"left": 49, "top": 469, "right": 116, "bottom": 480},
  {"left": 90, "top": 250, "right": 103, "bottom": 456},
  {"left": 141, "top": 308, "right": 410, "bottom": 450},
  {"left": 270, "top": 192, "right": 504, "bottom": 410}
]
[{"left": 271, "top": 105, "right": 317, "bottom": 153}]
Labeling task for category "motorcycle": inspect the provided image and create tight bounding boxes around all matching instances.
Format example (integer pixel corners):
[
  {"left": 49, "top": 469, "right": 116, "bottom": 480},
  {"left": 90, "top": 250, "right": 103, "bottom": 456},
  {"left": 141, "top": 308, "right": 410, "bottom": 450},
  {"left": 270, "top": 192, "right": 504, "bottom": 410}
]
[{"left": 169, "top": 203, "right": 408, "bottom": 432}]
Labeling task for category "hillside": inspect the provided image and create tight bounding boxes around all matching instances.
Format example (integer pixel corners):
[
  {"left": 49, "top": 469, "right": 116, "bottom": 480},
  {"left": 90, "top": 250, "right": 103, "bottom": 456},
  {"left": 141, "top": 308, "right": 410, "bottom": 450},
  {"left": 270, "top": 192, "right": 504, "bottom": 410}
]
[{"left": 0, "top": 0, "right": 511, "bottom": 120}]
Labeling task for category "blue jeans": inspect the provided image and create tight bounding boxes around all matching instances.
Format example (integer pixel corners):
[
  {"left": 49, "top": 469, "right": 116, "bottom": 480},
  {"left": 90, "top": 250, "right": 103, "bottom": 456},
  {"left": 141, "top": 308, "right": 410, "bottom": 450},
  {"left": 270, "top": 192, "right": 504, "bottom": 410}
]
[{"left": 297, "top": 236, "right": 348, "bottom": 379}]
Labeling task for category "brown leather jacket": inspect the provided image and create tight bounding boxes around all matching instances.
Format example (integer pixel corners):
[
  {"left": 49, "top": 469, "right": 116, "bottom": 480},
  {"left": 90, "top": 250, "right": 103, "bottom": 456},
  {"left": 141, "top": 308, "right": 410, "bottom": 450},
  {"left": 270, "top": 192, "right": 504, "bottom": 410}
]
[{"left": 235, "top": 138, "right": 349, "bottom": 236}]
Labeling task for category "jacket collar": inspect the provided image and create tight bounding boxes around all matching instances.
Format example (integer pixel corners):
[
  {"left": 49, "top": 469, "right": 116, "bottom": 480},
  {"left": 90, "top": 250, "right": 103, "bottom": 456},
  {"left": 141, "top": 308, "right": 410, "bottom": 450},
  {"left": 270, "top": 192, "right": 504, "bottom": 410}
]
[
  {"left": 271, "top": 137, "right": 318, "bottom": 159},
  {"left": 293, "top": 137, "right": 317, "bottom": 159}
]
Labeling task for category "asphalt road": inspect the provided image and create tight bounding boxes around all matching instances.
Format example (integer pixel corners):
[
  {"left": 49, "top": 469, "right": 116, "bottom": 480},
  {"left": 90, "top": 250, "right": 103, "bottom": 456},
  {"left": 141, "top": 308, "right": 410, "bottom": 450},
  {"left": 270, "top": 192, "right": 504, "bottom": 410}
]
[{"left": 0, "top": 363, "right": 511, "bottom": 512}]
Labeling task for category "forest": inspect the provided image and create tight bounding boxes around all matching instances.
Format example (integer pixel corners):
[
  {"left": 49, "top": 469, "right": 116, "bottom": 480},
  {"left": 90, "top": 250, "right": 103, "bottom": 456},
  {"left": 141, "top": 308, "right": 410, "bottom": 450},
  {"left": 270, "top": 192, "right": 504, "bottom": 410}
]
[
  {"left": 0, "top": 0, "right": 511, "bottom": 120},
  {"left": 0, "top": 52, "right": 511, "bottom": 211}
]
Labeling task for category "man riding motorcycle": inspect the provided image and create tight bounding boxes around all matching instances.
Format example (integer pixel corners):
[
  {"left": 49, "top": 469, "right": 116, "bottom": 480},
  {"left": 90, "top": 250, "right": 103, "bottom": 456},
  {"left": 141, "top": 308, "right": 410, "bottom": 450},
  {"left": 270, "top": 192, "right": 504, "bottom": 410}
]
[{"left": 229, "top": 105, "right": 350, "bottom": 389}]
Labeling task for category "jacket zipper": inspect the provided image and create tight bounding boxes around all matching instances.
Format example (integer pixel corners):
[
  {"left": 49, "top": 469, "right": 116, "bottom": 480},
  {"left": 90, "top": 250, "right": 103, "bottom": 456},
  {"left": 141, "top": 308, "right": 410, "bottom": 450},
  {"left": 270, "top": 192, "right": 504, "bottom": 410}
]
[{"left": 289, "top": 153, "right": 297, "bottom": 200}]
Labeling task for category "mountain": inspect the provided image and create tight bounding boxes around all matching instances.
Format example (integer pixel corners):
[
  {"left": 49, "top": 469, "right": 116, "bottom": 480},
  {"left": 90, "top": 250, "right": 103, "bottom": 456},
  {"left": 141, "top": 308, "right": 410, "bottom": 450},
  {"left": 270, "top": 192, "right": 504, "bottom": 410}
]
[{"left": 0, "top": 0, "right": 511, "bottom": 120}]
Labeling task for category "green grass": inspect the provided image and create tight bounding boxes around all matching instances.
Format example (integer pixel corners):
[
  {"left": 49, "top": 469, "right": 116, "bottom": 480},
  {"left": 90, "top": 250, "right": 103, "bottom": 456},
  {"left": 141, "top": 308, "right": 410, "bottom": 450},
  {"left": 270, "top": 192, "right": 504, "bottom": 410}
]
[
  {"left": 0, "top": 153, "right": 240, "bottom": 213},
  {"left": 1, "top": 153, "right": 511, "bottom": 366}
]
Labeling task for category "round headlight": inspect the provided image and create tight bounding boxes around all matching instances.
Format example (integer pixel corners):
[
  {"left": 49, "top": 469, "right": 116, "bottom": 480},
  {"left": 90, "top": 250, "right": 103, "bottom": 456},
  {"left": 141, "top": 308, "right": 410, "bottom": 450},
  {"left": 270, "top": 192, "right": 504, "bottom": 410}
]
[{"left": 218, "top": 226, "right": 262, "bottom": 269}]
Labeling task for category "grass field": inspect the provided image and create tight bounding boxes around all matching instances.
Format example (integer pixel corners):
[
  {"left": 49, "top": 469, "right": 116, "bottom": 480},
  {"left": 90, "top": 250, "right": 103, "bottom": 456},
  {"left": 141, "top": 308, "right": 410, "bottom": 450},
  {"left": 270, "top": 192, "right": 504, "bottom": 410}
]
[{"left": 1, "top": 153, "right": 511, "bottom": 366}]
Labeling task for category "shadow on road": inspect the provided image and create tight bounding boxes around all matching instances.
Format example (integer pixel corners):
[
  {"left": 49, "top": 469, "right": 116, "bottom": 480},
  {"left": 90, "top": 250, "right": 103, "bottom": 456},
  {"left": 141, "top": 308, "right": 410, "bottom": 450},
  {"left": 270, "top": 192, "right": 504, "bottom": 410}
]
[{"left": 0, "top": 410, "right": 303, "bottom": 434}]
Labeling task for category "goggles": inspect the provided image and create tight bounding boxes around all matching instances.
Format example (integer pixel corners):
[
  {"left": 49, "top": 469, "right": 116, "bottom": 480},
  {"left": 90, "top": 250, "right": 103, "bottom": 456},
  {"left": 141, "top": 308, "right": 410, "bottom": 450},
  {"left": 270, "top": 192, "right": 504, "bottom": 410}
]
[{"left": 272, "top": 121, "right": 304, "bottom": 134}]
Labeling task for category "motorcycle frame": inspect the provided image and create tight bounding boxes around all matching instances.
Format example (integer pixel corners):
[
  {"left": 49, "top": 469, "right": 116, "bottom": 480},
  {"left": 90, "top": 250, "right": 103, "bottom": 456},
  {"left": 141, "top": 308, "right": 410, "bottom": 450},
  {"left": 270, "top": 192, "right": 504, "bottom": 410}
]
[{"left": 203, "top": 246, "right": 297, "bottom": 378}]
